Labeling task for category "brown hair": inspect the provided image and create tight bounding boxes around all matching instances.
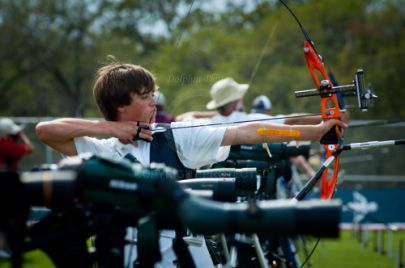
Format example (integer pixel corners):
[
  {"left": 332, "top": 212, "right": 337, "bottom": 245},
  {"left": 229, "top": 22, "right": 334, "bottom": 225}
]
[{"left": 93, "top": 57, "right": 157, "bottom": 121}]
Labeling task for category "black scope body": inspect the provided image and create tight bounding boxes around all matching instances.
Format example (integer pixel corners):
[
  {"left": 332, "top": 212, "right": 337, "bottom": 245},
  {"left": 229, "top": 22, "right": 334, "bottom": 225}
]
[
  {"left": 1, "top": 154, "right": 341, "bottom": 237},
  {"left": 178, "top": 196, "right": 341, "bottom": 237},
  {"left": 20, "top": 155, "right": 184, "bottom": 210},
  {"left": 179, "top": 178, "right": 238, "bottom": 202},
  {"left": 229, "top": 142, "right": 311, "bottom": 161},
  {"left": 195, "top": 167, "right": 258, "bottom": 193}
]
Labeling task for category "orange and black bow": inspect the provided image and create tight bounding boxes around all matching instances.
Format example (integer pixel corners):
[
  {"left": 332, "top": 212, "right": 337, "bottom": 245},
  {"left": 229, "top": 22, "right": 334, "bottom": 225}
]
[{"left": 279, "top": 0, "right": 376, "bottom": 199}]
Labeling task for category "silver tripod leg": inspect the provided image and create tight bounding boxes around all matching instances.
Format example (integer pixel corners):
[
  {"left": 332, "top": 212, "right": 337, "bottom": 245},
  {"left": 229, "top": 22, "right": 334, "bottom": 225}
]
[
  {"left": 220, "top": 234, "right": 231, "bottom": 264},
  {"left": 225, "top": 234, "right": 239, "bottom": 268},
  {"left": 252, "top": 234, "right": 269, "bottom": 268}
]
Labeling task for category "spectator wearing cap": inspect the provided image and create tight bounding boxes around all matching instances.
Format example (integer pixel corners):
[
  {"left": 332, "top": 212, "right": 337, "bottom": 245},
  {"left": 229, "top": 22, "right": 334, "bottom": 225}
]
[
  {"left": 154, "top": 91, "right": 175, "bottom": 123},
  {"left": 0, "top": 118, "right": 34, "bottom": 170},
  {"left": 251, "top": 95, "right": 273, "bottom": 115}
]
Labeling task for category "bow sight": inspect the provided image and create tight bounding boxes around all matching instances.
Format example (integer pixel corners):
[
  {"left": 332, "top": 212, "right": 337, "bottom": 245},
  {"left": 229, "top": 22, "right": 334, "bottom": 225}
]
[{"left": 294, "top": 69, "right": 378, "bottom": 111}]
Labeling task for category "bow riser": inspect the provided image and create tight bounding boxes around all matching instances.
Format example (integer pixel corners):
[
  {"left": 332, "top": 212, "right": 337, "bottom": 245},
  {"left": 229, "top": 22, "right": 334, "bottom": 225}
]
[
  {"left": 303, "top": 41, "right": 342, "bottom": 121},
  {"left": 303, "top": 41, "right": 342, "bottom": 200}
]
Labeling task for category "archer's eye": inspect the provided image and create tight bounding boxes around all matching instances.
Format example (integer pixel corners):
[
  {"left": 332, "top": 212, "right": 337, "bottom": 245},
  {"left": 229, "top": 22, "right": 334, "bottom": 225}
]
[{"left": 140, "top": 93, "right": 150, "bottom": 100}]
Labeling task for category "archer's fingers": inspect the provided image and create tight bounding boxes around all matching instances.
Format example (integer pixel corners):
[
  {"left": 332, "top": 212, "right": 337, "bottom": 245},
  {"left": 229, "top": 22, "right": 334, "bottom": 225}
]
[
  {"left": 331, "top": 119, "right": 348, "bottom": 129},
  {"left": 340, "top": 112, "right": 350, "bottom": 124},
  {"left": 318, "top": 119, "right": 348, "bottom": 141},
  {"left": 132, "top": 122, "right": 152, "bottom": 141},
  {"left": 141, "top": 128, "right": 153, "bottom": 136},
  {"left": 139, "top": 128, "right": 153, "bottom": 142},
  {"left": 120, "top": 138, "right": 139, "bottom": 147}
]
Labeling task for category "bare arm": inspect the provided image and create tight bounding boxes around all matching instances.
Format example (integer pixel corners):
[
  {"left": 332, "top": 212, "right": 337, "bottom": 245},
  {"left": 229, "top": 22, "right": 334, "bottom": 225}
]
[
  {"left": 290, "top": 155, "right": 316, "bottom": 179},
  {"left": 284, "top": 112, "right": 350, "bottom": 125},
  {"left": 284, "top": 114, "right": 322, "bottom": 125},
  {"left": 221, "top": 119, "right": 347, "bottom": 146},
  {"left": 175, "top": 111, "right": 218, "bottom": 122},
  {"left": 19, "top": 131, "right": 35, "bottom": 154},
  {"left": 36, "top": 118, "right": 152, "bottom": 156}
]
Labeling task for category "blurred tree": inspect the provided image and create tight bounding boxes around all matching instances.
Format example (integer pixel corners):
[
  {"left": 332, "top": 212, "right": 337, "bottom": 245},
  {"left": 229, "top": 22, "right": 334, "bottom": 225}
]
[
  {"left": 0, "top": 0, "right": 196, "bottom": 117},
  {"left": 0, "top": 0, "right": 112, "bottom": 116},
  {"left": 1, "top": 0, "right": 403, "bottom": 175},
  {"left": 0, "top": 0, "right": 402, "bottom": 120}
]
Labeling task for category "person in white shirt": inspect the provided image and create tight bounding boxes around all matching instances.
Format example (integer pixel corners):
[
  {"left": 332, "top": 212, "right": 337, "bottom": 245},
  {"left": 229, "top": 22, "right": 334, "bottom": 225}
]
[
  {"left": 36, "top": 59, "right": 346, "bottom": 267},
  {"left": 176, "top": 77, "right": 323, "bottom": 126}
]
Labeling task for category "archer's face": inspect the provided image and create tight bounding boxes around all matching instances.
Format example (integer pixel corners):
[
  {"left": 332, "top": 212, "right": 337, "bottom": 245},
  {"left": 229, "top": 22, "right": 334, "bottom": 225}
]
[{"left": 118, "top": 91, "right": 156, "bottom": 123}]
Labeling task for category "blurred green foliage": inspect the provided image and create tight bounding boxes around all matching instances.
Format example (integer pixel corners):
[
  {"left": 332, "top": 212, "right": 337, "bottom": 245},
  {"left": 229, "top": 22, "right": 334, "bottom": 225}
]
[
  {"left": 0, "top": 0, "right": 403, "bottom": 118},
  {"left": 1, "top": 0, "right": 404, "bottom": 173}
]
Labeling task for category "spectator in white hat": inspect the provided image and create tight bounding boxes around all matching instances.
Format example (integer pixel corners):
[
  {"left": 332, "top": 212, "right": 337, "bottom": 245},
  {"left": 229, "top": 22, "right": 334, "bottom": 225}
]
[
  {"left": 204, "top": 77, "right": 286, "bottom": 124},
  {"left": 206, "top": 77, "right": 248, "bottom": 110},
  {"left": 177, "top": 77, "right": 322, "bottom": 125},
  {"left": 0, "top": 118, "right": 34, "bottom": 170}
]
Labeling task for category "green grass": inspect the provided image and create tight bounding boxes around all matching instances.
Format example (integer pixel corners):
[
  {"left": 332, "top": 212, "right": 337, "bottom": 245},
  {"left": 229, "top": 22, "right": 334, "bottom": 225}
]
[
  {"left": 0, "top": 250, "right": 55, "bottom": 268},
  {"left": 297, "top": 230, "right": 405, "bottom": 268},
  {"left": 1, "top": 230, "right": 404, "bottom": 267}
]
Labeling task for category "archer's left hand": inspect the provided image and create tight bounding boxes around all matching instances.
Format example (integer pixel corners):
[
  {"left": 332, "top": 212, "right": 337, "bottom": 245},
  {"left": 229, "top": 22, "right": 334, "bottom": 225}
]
[{"left": 317, "top": 119, "right": 348, "bottom": 141}]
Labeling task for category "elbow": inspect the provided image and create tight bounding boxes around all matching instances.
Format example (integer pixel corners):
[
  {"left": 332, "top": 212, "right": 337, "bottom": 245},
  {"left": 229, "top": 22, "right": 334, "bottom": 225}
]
[{"left": 35, "top": 122, "right": 52, "bottom": 143}]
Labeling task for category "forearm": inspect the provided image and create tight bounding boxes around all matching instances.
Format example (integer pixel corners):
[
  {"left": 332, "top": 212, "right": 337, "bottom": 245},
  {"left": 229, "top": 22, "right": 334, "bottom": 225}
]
[
  {"left": 222, "top": 122, "right": 321, "bottom": 146},
  {"left": 285, "top": 113, "right": 349, "bottom": 125},
  {"left": 284, "top": 114, "right": 322, "bottom": 125},
  {"left": 176, "top": 111, "right": 218, "bottom": 121},
  {"left": 36, "top": 118, "right": 111, "bottom": 143},
  {"left": 36, "top": 118, "right": 153, "bottom": 156},
  {"left": 290, "top": 156, "right": 316, "bottom": 179},
  {"left": 193, "top": 111, "right": 218, "bottom": 119},
  {"left": 36, "top": 118, "right": 113, "bottom": 156},
  {"left": 19, "top": 132, "right": 35, "bottom": 153}
]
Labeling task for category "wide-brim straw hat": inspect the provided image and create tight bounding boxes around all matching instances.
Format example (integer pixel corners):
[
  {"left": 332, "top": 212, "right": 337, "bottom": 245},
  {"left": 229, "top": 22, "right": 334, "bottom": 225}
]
[{"left": 206, "top": 77, "right": 249, "bottom": 110}]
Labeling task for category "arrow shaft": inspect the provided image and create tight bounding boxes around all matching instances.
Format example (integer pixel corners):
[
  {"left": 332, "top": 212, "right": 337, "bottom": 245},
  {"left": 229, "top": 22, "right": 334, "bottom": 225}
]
[
  {"left": 343, "top": 139, "right": 405, "bottom": 151},
  {"left": 295, "top": 139, "right": 405, "bottom": 200}
]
